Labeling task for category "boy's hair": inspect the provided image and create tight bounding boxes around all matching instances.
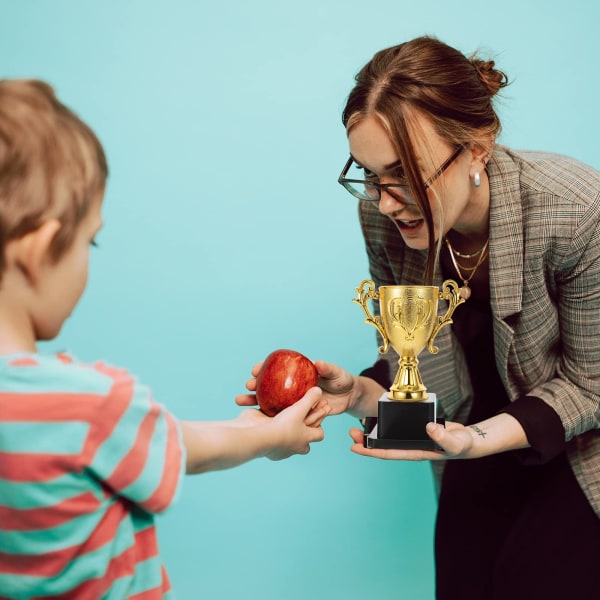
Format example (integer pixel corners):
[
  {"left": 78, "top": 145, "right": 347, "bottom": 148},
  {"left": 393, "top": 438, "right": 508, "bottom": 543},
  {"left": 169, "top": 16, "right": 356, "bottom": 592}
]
[{"left": 0, "top": 79, "right": 108, "bottom": 276}]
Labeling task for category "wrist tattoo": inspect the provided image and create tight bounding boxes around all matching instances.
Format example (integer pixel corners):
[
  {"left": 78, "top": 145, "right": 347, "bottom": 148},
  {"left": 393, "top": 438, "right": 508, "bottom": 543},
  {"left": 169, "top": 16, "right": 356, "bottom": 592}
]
[{"left": 469, "top": 425, "right": 487, "bottom": 438}]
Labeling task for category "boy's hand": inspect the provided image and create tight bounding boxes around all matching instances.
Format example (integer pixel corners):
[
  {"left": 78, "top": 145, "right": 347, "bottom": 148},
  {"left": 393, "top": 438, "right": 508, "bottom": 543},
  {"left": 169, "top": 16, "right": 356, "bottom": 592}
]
[
  {"left": 265, "top": 387, "right": 327, "bottom": 461},
  {"left": 233, "top": 394, "right": 329, "bottom": 429},
  {"left": 303, "top": 397, "right": 329, "bottom": 427},
  {"left": 182, "top": 388, "right": 328, "bottom": 474}
]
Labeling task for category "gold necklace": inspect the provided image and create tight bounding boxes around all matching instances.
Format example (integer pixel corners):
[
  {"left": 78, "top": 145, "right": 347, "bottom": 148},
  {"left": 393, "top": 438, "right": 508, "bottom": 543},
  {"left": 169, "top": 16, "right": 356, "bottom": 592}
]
[
  {"left": 448, "top": 243, "right": 487, "bottom": 259},
  {"left": 444, "top": 237, "right": 489, "bottom": 300}
]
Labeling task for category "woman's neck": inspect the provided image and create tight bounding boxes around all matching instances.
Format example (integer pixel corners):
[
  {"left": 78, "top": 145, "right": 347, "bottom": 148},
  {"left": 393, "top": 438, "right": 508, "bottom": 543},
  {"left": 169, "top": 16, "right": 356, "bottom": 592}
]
[{"left": 448, "top": 172, "right": 491, "bottom": 251}]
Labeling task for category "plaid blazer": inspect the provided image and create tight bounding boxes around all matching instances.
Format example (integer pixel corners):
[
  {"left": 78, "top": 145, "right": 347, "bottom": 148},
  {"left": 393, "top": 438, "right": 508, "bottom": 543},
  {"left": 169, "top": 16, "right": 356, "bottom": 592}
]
[{"left": 358, "top": 145, "right": 600, "bottom": 516}]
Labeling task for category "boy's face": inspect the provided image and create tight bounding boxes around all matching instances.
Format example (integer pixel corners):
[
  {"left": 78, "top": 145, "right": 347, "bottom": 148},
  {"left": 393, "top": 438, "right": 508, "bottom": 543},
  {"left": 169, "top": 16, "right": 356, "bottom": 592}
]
[{"left": 34, "top": 194, "right": 104, "bottom": 340}]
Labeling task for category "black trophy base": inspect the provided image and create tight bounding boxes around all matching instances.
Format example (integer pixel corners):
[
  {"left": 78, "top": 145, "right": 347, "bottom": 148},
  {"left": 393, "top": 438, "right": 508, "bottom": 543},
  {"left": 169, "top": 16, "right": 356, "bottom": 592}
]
[{"left": 364, "top": 393, "right": 445, "bottom": 450}]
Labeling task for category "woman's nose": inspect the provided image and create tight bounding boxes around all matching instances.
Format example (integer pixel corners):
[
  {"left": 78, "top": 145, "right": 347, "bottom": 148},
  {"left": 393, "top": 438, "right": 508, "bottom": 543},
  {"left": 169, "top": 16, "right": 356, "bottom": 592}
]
[{"left": 378, "top": 188, "right": 406, "bottom": 215}]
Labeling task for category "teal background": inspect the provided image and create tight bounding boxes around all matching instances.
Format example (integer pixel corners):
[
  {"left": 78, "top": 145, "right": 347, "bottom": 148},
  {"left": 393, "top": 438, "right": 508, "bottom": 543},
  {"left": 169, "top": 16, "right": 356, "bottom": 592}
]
[{"left": 1, "top": 1, "right": 598, "bottom": 598}]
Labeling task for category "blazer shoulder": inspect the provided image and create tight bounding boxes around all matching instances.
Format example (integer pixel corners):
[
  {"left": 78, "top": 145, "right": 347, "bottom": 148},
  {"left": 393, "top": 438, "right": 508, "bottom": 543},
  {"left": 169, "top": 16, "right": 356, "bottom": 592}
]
[{"left": 498, "top": 146, "right": 600, "bottom": 209}]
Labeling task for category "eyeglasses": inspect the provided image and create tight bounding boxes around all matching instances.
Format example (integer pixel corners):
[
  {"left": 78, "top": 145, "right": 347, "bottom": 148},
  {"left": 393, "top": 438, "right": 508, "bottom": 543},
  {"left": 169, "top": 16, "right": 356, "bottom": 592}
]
[{"left": 338, "top": 145, "right": 464, "bottom": 203}]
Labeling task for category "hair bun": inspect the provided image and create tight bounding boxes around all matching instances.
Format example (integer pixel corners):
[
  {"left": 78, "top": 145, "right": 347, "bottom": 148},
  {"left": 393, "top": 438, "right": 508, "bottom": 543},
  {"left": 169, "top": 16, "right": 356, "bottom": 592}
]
[{"left": 470, "top": 58, "right": 508, "bottom": 96}]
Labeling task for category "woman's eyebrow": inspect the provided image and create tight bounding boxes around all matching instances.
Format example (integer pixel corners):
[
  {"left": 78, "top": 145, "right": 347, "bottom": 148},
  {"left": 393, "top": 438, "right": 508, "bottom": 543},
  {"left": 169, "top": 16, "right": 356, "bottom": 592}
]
[
  {"left": 383, "top": 159, "right": 403, "bottom": 172},
  {"left": 350, "top": 155, "right": 403, "bottom": 173}
]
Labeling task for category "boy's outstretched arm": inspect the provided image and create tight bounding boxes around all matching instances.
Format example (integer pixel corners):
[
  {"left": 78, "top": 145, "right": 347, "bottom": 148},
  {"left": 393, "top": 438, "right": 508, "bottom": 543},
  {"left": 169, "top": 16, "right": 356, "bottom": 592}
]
[{"left": 180, "top": 387, "right": 327, "bottom": 474}]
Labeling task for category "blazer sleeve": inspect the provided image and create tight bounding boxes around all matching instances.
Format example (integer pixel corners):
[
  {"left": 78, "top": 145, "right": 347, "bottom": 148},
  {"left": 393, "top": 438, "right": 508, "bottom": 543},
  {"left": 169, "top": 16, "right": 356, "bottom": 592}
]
[
  {"left": 516, "top": 190, "right": 600, "bottom": 442},
  {"left": 500, "top": 395, "right": 566, "bottom": 464}
]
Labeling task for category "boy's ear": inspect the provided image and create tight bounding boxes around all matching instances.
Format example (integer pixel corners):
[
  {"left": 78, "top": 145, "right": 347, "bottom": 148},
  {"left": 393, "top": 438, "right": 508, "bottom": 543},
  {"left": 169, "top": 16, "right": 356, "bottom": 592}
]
[{"left": 7, "top": 219, "right": 62, "bottom": 285}]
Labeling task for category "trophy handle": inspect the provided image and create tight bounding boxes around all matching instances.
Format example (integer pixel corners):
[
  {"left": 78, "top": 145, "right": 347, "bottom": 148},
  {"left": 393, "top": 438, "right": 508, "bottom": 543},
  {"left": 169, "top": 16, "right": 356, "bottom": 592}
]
[
  {"left": 352, "top": 279, "right": 390, "bottom": 354},
  {"left": 427, "top": 279, "right": 466, "bottom": 355}
]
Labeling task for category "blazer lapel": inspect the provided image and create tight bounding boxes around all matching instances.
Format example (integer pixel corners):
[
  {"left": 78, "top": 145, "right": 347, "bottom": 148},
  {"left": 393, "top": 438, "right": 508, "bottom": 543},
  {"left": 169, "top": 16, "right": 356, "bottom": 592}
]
[{"left": 487, "top": 147, "right": 525, "bottom": 396}]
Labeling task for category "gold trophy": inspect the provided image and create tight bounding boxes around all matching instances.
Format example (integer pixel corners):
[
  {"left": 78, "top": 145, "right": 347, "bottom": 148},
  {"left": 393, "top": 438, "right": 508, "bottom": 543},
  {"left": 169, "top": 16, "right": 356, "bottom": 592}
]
[{"left": 354, "top": 280, "right": 465, "bottom": 449}]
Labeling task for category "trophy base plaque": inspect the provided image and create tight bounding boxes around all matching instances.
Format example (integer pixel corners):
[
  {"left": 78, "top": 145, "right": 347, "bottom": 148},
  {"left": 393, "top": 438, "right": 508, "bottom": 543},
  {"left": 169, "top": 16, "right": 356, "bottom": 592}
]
[{"left": 363, "top": 392, "right": 445, "bottom": 450}]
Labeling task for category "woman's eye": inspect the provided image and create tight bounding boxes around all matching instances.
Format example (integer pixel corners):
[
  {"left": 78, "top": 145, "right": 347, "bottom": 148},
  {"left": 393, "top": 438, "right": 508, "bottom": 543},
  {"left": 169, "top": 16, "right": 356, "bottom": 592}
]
[
  {"left": 363, "top": 168, "right": 378, "bottom": 181},
  {"left": 392, "top": 166, "right": 407, "bottom": 180}
]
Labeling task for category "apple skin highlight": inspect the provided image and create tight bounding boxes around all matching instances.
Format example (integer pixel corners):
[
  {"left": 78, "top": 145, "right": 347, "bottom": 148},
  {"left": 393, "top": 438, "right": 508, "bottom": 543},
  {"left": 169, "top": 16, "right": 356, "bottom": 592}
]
[{"left": 255, "top": 349, "right": 318, "bottom": 416}]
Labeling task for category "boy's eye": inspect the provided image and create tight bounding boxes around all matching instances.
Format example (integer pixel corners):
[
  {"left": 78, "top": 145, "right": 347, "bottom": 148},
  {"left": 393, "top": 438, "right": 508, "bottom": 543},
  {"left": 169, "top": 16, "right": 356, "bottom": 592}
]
[{"left": 90, "top": 238, "right": 99, "bottom": 248}]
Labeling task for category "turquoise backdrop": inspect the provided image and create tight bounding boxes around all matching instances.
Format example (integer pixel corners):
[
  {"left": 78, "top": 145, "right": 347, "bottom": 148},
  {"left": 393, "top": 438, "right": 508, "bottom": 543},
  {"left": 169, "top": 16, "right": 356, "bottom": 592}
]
[{"left": 1, "top": 1, "right": 598, "bottom": 598}]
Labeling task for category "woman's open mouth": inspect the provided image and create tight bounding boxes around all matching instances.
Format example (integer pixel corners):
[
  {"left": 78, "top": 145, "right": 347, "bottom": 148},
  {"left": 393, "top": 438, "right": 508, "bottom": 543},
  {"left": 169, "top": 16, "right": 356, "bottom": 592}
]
[
  {"left": 397, "top": 218, "right": 422, "bottom": 229},
  {"left": 392, "top": 217, "right": 425, "bottom": 234}
]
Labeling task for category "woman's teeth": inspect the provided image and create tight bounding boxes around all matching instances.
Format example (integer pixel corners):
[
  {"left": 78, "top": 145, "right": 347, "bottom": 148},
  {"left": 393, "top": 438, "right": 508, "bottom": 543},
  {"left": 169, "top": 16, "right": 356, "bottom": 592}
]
[{"left": 399, "top": 219, "right": 421, "bottom": 228}]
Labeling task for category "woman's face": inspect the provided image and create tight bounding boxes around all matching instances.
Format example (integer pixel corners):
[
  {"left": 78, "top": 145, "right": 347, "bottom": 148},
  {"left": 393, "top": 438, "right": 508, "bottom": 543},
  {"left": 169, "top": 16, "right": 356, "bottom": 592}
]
[{"left": 347, "top": 113, "right": 482, "bottom": 250}]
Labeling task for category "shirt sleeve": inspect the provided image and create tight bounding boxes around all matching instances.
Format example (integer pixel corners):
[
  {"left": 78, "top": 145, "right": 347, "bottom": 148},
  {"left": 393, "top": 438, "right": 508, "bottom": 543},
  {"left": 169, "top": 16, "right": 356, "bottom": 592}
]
[
  {"left": 498, "top": 395, "right": 566, "bottom": 465},
  {"left": 85, "top": 364, "right": 186, "bottom": 514},
  {"left": 358, "top": 360, "right": 391, "bottom": 432},
  {"left": 359, "top": 358, "right": 392, "bottom": 389}
]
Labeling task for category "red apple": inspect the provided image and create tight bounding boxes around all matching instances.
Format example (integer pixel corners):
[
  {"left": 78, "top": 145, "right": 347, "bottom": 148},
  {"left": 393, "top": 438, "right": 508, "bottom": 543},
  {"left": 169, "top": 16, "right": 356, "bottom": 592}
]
[{"left": 255, "top": 349, "right": 318, "bottom": 416}]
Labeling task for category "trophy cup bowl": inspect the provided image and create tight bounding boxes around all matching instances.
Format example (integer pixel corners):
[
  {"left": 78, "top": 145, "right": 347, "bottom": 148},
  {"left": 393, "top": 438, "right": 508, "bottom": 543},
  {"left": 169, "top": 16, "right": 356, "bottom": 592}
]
[{"left": 354, "top": 279, "right": 464, "bottom": 449}]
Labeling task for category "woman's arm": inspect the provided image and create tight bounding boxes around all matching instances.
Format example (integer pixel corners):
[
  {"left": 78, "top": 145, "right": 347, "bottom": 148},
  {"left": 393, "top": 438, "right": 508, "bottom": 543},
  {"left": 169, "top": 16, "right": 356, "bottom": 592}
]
[{"left": 348, "top": 412, "right": 529, "bottom": 461}]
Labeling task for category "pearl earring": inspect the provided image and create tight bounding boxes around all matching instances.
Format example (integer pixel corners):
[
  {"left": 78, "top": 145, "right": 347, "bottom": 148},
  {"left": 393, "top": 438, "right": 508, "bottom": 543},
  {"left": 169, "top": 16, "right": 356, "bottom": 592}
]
[{"left": 473, "top": 172, "right": 481, "bottom": 188}]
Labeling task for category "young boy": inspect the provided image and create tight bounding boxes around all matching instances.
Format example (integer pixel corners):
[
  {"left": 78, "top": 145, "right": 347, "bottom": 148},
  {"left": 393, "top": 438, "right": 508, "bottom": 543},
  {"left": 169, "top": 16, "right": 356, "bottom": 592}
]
[{"left": 0, "top": 79, "right": 328, "bottom": 599}]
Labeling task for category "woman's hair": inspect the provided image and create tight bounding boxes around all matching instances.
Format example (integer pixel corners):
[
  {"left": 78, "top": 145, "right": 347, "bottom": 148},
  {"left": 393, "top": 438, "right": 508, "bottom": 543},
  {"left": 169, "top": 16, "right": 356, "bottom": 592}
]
[
  {"left": 0, "top": 79, "right": 108, "bottom": 276},
  {"left": 342, "top": 36, "right": 508, "bottom": 283}
]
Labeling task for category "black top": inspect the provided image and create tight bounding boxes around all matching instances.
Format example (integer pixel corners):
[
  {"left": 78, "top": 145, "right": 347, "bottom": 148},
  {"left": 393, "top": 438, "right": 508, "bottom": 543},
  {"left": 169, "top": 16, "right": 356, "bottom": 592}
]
[
  {"left": 434, "top": 291, "right": 600, "bottom": 599},
  {"left": 451, "top": 293, "right": 566, "bottom": 465},
  {"left": 361, "top": 278, "right": 600, "bottom": 598}
]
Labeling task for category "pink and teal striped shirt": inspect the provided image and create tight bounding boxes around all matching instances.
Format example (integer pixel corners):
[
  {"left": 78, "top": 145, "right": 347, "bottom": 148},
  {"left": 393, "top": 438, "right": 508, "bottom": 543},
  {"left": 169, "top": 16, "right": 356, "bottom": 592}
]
[{"left": 0, "top": 353, "right": 186, "bottom": 599}]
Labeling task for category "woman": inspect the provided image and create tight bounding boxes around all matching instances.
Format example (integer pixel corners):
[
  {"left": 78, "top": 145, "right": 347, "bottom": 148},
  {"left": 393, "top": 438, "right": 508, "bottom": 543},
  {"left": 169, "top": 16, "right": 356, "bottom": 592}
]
[
  {"left": 239, "top": 35, "right": 600, "bottom": 598},
  {"left": 332, "top": 36, "right": 600, "bottom": 599}
]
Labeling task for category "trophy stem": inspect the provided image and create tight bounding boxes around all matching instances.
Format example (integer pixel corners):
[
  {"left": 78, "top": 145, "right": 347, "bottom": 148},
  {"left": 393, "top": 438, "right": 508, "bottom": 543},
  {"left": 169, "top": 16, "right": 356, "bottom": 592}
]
[{"left": 388, "top": 355, "right": 427, "bottom": 401}]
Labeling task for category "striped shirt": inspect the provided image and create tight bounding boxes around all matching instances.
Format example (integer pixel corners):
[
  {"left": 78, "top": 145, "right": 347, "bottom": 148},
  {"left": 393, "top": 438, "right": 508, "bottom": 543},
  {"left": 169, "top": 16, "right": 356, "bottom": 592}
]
[{"left": 0, "top": 353, "right": 186, "bottom": 599}]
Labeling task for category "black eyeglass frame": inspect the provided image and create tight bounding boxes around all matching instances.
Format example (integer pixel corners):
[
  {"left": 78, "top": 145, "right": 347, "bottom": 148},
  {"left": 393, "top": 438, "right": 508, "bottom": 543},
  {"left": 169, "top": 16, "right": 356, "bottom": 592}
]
[{"left": 338, "top": 145, "right": 464, "bottom": 202}]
